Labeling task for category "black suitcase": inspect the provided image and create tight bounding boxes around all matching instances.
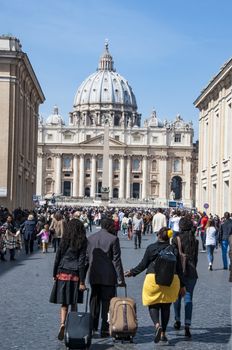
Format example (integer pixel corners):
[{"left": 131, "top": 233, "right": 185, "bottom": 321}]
[{"left": 64, "top": 288, "right": 92, "bottom": 349}]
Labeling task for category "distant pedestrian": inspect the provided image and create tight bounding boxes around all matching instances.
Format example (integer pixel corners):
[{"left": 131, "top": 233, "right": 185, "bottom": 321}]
[
  {"left": 49, "top": 218, "right": 87, "bottom": 341},
  {"left": 21, "top": 214, "right": 37, "bottom": 255},
  {"left": 152, "top": 208, "right": 167, "bottom": 236},
  {"left": 3, "top": 215, "right": 17, "bottom": 261},
  {"left": 205, "top": 219, "right": 217, "bottom": 270},
  {"left": 132, "top": 212, "right": 144, "bottom": 249},
  {"left": 37, "top": 223, "right": 50, "bottom": 253},
  {"left": 49, "top": 212, "right": 65, "bottom": 253},
  {"left": 199, "top": 212, "right": 208, "bottom": 252},
  {"left": 219, "top": 212, "right": 232, "bottom": 270}
]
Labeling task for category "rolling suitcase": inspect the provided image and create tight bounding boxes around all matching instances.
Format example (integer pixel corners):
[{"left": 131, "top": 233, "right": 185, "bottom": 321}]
[
  {"left": 64, "top": 288, "right": 92, "bottom": 350},
  {"left": 108, "top": 286, "right": 137, "bottom": 342}
]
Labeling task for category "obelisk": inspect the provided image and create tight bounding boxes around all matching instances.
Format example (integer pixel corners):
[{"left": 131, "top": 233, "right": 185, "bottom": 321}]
[{"left": 101, "top": 120, "right": 110, "bottom": 201}]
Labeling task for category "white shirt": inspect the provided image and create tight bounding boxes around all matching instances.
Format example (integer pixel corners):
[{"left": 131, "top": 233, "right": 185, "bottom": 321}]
[
  {"left": 206, "top": 227, "right": 216, "bottom": 246},
  {"left": 169, "top": 216, "right": 180, "bottom": 232},
  {"left": 152, "top": 212, "right": 167, "bottom": 233}
]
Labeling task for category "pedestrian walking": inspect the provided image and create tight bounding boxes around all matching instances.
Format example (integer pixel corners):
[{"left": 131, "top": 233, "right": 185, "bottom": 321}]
[
  {"left": 3, "top": 215, "right": 17, "bottom": 261},
  {"left": 132, "top": 212, "right": 144, "bottom": 249},
  {"left": 49, "top": 212, "right": 65, "bottom": 253},
  {"left": 205, "top": 219, "right": 217, "bottom": 270},
  {"left": 21, "top": 214, "right": 37, "bottom": 255},
  {"left": 86, "top": 217, "right": 125, "bottom": 337},
  {"left": 173, "top": 216, "right": 199, "bottom": 338},
  {"left": 219, "top": 212, "right": 232, "bottom": 270},
  {"left": 49, "top": 218, "right": 87, "bottom": 341},
  {"left": 125, "top": 227, "right": 184, "bottom": 345},
  {"left": 152, "top": 208, "right": 167, "bottom": 236},
  {"left": 37, "top": 223, "right": 50, "bottom": 253}
]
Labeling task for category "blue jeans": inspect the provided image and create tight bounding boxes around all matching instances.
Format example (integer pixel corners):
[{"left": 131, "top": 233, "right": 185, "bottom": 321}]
[
  {"left": 221, "top": 240, "right": 229, "bottom": 269},
  {"left": 174, "top": 277, "right": 197, "bottom": 326},
  {"left": 206, "top": 245, "right": 215, "bottom": 264}
]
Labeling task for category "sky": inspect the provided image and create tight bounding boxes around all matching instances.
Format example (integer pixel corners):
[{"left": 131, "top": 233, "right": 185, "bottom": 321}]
[{"left": 1, "top": 0, "right": 232, "bottom": 140}]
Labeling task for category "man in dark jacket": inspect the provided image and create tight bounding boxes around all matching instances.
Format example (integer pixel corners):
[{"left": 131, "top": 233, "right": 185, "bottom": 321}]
[
  {"left": 21, "top": 214, "right": 37, "bottom": 254},
  {"left": 219, "top": 212, "right": 232, "bottom": 270},
  {"left": 87, "top": 217, "right": 125, "bottom": 337}
]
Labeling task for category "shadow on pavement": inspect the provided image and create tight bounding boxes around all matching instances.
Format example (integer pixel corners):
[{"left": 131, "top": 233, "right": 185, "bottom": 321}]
[{"left": 0, "top": 249, "right": 43, "bottom": 277}]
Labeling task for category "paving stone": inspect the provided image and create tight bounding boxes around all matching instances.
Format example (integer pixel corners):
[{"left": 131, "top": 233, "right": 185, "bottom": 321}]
[{"left": 0, "top": 228, "right": 231, "bottom": 349}]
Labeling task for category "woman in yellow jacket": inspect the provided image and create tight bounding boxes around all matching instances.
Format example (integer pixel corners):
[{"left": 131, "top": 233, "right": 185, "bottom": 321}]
[{"left": 125, "top": 227, "right": 185, "bottom": 345}]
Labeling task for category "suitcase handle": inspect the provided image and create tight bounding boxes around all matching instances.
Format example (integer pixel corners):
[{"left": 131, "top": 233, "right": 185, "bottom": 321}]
[
  {"left": 116, "top": 284, "right": 127, "bottom": 298},
  {"left": 83, "top": 287, "right": 89, "bottom": 313}
]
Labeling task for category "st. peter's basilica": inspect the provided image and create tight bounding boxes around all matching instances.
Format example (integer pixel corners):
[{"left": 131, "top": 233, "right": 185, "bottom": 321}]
[{"left": 37, "top": 42, "right": 197, "bottom": 207}]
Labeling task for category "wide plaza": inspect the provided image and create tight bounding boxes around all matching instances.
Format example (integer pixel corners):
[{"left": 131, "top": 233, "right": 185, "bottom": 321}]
[{"left": 0, "top": 227, "right": 231, "bottom": 350}]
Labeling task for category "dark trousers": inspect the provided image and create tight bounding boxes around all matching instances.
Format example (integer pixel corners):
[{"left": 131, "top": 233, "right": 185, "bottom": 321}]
[
  {"left": 149, "top": 303, "right": 171, "bottom": 332},
  {"left": 52, "top": 237, "right": 61, "bottom": 252},
  {"left": 9, "top": 249, "right": 15, "bottom": 260},
  {"left": 90, "top": 284, "right": 116, "bottom": 332},
  {"left": 24, "top": 239, "right": 34, "bottom": 254},
  {"left": 134, "top": 230, "right": 142, "bottom": 248}
]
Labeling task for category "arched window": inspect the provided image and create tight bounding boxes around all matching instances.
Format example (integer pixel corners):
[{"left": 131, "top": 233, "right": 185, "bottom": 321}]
[
  {"left": 113, "top": 159, "right": 119, "bottom": 171},
  {"left": 85, "top": 187, "right": 90, "bottom": 197},
  {"left": 132, "top": 158, "right": 140, "bottom": 171},
  {"left": 97, "top": 157, "right": 103, "bottom": 170},
  {"left": 151, "top": 160, "right": 157, "bottom": 172},
  {"left": 113, "top": 188, "right": 119, "bottom": 198},
  {"left": 85, "top": 158, "right": 91, "bottom": 170},
  {"left": 47, "top": 158, "right": 52, "bottom": 169},
  {"left": 173, "top": 159, "right": 181, "bottom": 172},
  {"left": 171, "top": 176, "right": 182, "bottom": 200}
]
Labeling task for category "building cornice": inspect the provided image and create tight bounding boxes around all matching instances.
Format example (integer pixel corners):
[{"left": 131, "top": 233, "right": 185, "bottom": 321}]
[{"left": 194, "top": 57, "right": 232, "bottom": 108}]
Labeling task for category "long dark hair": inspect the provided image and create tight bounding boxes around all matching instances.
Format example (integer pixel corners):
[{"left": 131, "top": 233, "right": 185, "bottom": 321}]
[
  {"left": 179, "top": 228, "right": 197, "bottom": 256},
  {"left": 60, "top": 218, "right": 87, "bottom": 253}
]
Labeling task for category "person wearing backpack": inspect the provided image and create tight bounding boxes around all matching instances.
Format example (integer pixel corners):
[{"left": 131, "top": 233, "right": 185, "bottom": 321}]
[
  {"left": 172, "top": 216, "right": 199, "bottom": 338},
  {"left": 125, "top": 227, "right": 185, "bottom": 345}
]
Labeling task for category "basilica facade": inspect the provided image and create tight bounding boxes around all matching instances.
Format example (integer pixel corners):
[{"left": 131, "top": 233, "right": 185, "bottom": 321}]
[{"left": 37, "top": 43, "right": 197, "bottom": 207}]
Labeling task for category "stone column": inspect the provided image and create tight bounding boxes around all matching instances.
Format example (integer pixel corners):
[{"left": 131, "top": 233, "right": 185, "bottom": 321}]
[
  {"left": 90, "top": 155, "right": 96, "bottom": 198},
  {"left": 55, "top": 154, "right": 62, "bottom": 195},
  {"left": 126, "top": 156, "right": 131, "bottom": 199},
  {"left": 142, "top": 156, "right": 148, "bottom": 199},
  {"left": 79, "top": 154, "right": 85, "bottom": 197},
  {"left": 119, "top": 155, "right": 125, "bottom": 199},
  {"left": 73, "top": 155, "right": 78, "bottom": 197},
  {"left": 109, "top": 155, "right": 113, "bottom": 198},
  {"left": 159, "top": 155, "right": 167, "bottom": 200},
  {"left": 36, "top": 153, "right": 43, "bottom": 196},
  {"left": 184, "top": 156, "right": 191, "bottom": 201}
]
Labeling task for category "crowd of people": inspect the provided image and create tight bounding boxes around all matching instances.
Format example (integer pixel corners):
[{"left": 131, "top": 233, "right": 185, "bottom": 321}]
[{"left": 0, "top": 204, "right": 232, "bottom": 345}]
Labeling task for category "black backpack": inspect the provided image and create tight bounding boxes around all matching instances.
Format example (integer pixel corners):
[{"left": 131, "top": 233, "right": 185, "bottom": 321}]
[{"left": 153, "top": 245, "right": 177, "bottom": 286}]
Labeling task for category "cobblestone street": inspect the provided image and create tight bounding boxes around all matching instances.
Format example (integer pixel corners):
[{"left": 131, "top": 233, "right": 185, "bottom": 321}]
[{"left": 0, "top": 229, "right": 231, "bottom": 350}]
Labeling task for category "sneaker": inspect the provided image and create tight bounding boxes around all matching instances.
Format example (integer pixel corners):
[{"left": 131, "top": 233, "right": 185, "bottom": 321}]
[
  {"left": 154, "top": 326, "right": 162, "bottom": 343},
  {"left": 159, "top": 335, "right": 169, "bottom": 345},
  {"left": 185, "top": 326, "right": 191, "bottom": 338},
  {"left": 57, "top": 324, "right": 65, "bottom": 341},
  {"left": 209, "top": 264, "right": 213, "bottom": 271},
  {"left": 174, "top": 321, "right": 181, "bottom": 330},
  {"left": 200, "top": 250, "right": 206, "bottom": 253}
]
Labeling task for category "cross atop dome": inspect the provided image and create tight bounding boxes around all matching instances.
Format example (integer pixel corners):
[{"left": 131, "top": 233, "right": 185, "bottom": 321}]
[{"left": 98, "top": 40, "right": 115, "bottom": 72}]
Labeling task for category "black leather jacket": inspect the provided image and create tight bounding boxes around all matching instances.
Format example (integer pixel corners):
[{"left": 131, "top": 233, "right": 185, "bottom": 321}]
[{"left": 53, "top": 245, "right": 87, "bottom": 283}]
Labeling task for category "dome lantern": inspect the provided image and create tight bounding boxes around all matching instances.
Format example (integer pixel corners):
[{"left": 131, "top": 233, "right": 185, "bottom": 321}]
[{"left": 98, "top": 40, "right": 115, "bottom": 72}]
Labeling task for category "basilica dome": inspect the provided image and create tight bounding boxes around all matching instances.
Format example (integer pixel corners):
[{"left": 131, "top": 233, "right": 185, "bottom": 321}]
[
  {"left": 46, "top": 106, "right": 64, "bottom": 125},
  {"left": 73, "top": 42, "right": 137, "bottom": 109}
]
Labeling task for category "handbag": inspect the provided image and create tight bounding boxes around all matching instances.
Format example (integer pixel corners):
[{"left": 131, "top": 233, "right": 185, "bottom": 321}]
[{"left": 176, "top": 236, "right": 187, "bottom": 275}]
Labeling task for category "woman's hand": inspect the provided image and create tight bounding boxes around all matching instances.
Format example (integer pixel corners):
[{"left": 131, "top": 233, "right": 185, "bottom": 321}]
[
  {"left": 79, "top": 283, "right": 86, "bottom": 291},
  {"left": 124, "top": 270, "right": 132, "bottom": 277},
  {"left": 179, "top": 287, "right": 186, "bottom": 297}
]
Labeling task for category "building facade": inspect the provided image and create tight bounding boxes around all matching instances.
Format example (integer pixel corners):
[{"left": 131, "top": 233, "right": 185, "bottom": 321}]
[
  {"left": 194, "top": 58, "right": 232, "bottom": 216},
  {"left": 0, "top": 36, "right": 45, "bottom": 210},
  {"left": 37, "top": 43, "right": 197, "bottom": 207}
]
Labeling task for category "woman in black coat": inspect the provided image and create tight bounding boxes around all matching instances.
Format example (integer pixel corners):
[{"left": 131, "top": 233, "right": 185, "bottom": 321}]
[{"left": 50, "top": 217, "right": 87, "bottom": 341}]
